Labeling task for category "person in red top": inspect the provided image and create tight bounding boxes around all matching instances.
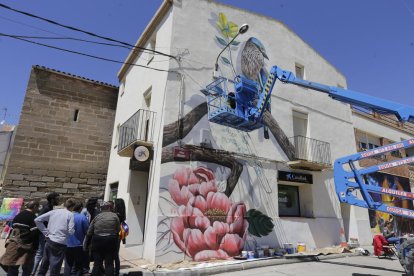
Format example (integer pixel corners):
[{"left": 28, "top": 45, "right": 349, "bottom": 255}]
[{"left": 373, "top": 234, "right": 393, "bottom": 257}]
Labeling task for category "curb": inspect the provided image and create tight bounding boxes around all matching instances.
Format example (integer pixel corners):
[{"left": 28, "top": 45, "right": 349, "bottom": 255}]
[{"left": 121, "top": 252, "right": 362, "bottom": 276}]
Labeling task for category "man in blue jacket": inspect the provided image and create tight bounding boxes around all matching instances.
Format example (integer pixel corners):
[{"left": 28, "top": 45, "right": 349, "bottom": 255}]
[{"left": 64, "top": 200, "right": 89, "bottom": 276}]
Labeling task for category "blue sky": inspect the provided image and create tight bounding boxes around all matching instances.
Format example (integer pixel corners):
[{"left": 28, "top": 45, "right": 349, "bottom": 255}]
[{"left": 0, "top": 0, "right": 413, "bottom": 125}]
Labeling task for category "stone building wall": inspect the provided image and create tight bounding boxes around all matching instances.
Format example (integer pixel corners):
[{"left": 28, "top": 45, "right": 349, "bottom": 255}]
[{"left": 1, "top": 66, "right": 118, "bottom": 200}]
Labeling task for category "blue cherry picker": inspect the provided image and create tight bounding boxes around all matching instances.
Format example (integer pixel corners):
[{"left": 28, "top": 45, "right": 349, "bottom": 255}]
[{"left": 203, "top": 65, "right": 414, "bottom": 274}]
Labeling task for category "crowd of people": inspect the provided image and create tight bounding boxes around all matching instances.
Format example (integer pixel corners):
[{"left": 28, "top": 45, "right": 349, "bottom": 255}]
[{"left": 0, "top": 192, "right": 127, "bottom": 276}]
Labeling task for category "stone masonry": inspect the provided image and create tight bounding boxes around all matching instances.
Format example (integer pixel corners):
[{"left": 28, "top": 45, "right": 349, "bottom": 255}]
[{"left": 1, "top": 66, "right": 118, "bottom": 201}]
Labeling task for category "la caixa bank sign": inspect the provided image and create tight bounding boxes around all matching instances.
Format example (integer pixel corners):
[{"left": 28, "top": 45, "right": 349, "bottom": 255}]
[{"left": 278, "top": 171, "right": 313, "bottom": 184}]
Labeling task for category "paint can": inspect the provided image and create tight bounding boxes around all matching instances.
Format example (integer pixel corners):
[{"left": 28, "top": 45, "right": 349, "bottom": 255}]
[
  {"left": 268, "top": 248, "right": 275, "bottom": 256},
  {"left": 256, "top": 249, "right": 264, "bottom": 258},
  {"left": 297, "top": 242, "right": 306, "bottom": 253},
  {"left": 241, "top": 251, "right": 248, "bottom": 258},
  {"left": 261, "top": 245, "right": 269, "bottom": 256},
  {"left": 284, "top": 243, "right": 294, "bottom": 254},
  {"left": 247, "top": 251, "right": 255, "bottom": 259}
]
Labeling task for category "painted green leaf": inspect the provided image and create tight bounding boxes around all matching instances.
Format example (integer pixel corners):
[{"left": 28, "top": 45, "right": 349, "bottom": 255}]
[
  {"left": 221, "top": 56, "right": 231, "bottom": 65},
  {"left": 231, "top": 40, "right": 240, "bottom": 46},
  {"left": 247, "top": 209, "right": 274, "bottom": 237},
  {"left": 216, "top": 36, "right": 228, "bottom": 47}
]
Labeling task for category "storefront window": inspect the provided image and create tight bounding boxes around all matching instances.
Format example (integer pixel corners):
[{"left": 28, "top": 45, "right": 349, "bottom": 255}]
[{"left": 278, "top": 185, "right": 300, "bottom": 216}]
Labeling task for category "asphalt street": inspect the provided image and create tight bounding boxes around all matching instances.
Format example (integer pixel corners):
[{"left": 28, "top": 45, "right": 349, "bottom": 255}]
[{"left": 214, "top": 254, "right": 407, "bottom": 276}]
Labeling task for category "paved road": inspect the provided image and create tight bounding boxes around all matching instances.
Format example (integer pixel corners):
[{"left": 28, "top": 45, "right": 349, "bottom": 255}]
[{"left": 214, "top": 255, "right": 407, "bottom": 276}]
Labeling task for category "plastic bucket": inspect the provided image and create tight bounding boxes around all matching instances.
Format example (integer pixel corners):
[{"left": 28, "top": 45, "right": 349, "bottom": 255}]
[
  {"left": 284, "top": 243, "right": 294, "bottom": 254},
  {"left": 268, "top": 248, "right": 275, "bottom": 256},
  {"left": 241, "top": 251, "right": 248, "bottom": 258},
  {"left": 247, "top": 251, "right": 255, "bottom": 259},
  {"left": 256, "top": 249, "right": 264, "bottom": 258},
  {"left": 297, "top": 243, "right": 306, "bottom": 253}
]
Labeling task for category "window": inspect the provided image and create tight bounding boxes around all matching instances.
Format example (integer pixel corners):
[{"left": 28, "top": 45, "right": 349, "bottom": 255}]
[
  {"left": 120, "top": 81, "right": 125, "bottom": 97},
  {"left": 295, "top": 63, "right": 305, "bottom": 79},
  {"left": 114, "top": 123, "right": 120, "bottom": 149},
  {"left": 73, "top": 109, "right": 79, "bottom": 122},
  {"left": 355, "top": 130, "right": 380, "bottom": 151},
  {"left": 143, "top": 87, "right": 152, "bottom": 108},
  {"left": 147, "top": 35, "right": 156, "bottom": 65},
  {"left": 278, "top": 185, "right": 300, "bottom": 216}
]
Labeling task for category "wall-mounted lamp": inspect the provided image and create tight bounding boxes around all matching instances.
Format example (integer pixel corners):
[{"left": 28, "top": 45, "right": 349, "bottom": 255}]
[{"left": 213, "top": 24, "right": 249, "bottom": 77}]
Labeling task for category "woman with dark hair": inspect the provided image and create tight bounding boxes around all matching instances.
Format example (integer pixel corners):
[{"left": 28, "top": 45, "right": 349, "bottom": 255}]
[
  {"left": 114, "top": 199, "right": 126, "bottom": 276},
  {"left": 0, "top": 201, "right": 40, "bottom": 276}
]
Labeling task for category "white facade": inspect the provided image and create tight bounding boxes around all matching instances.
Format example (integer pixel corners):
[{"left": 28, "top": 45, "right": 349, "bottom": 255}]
[{"left": 104, "top": 0, "right": 408, "bottom": 263}]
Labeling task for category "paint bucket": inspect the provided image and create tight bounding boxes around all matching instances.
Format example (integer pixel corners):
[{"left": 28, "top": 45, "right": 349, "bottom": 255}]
[
  {"left": 247, "top": 251, "right": 255, "bottom": 259},
  {"left": 256, "top": 249, "right": 264, "bottom": 258},
  {"left": 261, "top": 245, "right": 270, "bottom": 256},
  {"left": 268, "top": 248, "right": 275, "bottom": 256},
  {"left": 284, "top": 243, "right": 294, "bottom": 254},
  {"left": 241, "top": 251, "right": 248, "bottom": 258},
  {"left": 297, "top": 242, "right": 306, "bottom": 253}
]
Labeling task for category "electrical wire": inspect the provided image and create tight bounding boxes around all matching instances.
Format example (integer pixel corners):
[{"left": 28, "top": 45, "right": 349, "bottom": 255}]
[
  {"left": 0, "top": 2, "right": 176, "bottom": 60},
  {"left": 0, "top": 33, "right": 172, "bottom": 73}
]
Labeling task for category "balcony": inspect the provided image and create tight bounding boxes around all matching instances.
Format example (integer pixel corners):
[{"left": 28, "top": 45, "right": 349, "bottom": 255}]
[
  {"left": 287, "top": 136, "right": 332, "bottom": 171},
  {"left": 117, "top": 109, "right": 156, "bottom": 157}
]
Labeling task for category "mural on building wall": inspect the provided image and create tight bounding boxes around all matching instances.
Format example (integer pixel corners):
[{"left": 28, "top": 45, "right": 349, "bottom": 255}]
[
  {"left": 367, "top": 172, "right": 414, "bottom": 235},
  {"left": 156, "top": 12, "right": 294, "bottom": 262}
]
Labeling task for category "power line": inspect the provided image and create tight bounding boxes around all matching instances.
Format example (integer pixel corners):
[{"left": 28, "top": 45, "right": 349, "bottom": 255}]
[
  {"left": 0, "top": 2, "right": 176, "bottom": 60},
  {"left": 0, "top": 33, "right": 172, "bottom": 73}
]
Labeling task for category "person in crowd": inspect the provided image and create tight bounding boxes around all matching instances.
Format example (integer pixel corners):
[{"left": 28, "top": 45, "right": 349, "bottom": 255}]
[
  {"left": 81, "top": 197, "right": 100, "bottom": 274},
  {"left": 64, "top": 200, "right": 89, "bottom": 276},
  {"left": 113, "top": 199, "right": 126, "bottom": 276},
  {"left": 35, "top": 198, "right": 75, "bottom": 276},
  {"left": 383, "top": 221, "right": 400, "bottom": 244},
  {"left": 32, "top": 192, "right": 60, "bottom": 275},
  {"left": 81, "top": 197, "right": 100, "bottom": 223},
  {"left": 84, "top": 201, "right": 120, "bottom": 276},
  {"left": 0, "top": 201, "right": 40, "bottom": 276}
]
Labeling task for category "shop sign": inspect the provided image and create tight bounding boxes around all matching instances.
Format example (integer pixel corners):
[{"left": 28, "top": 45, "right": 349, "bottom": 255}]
[{"left": 278, "top": 171, "right": 313, "bottom": 184}]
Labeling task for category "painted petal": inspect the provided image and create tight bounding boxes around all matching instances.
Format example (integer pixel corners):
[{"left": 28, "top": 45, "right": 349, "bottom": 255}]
[
  {"left": 188, "top": 183, "right": 200, "bottom": 196},
  {"left": 184, "top": 228, "right": 209, "bottom": 258},
  {"left": 194, "top": 249, "right": 229, "bottom": 261},
  {"left": 194, "top": 216, "right": 210, "bottom": 232},
  {"left": 219, "top": 233, "right": 244, "bottom": 257},
  {"left": 207, "top": 192, "right": 231, "bottom": 213},
  {"left": 212, "top": 221, "right": 229, "bottom": 237},
  {"left": 203, "top": 226, "right": 220, "bottom": 250},
  {"left": 227, "top": 203, "right": 247, "bottom": 235},
  {"left": 193, "top": 167, "right": 215, "bottom": 182},
  {"left": 170, "top": 217, "right": 186, "bottom": 253},
  {"left": 174, "top": 167, "right": 198, "bottom": 186},
  {"left": 228, "top": 22, "right": 239, "bottom": 38},
  {"left": 189, "top": 195, "right": 207, "bottom": 213},
  {"left": 199, "top": 181, "right": 217, "bottom": 197},
  {"left": 218, "top": 13, "right": 228, "bottom": 27},
  {"left": 168, "top": 180, "right": 192, "bottom": 206}
]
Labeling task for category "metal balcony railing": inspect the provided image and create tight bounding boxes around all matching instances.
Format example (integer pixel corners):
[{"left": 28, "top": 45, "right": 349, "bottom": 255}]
[
  {"left": 118, "top": 109, "right": 156, "bottom": 155},
  {"left": 290, "top": 135, "right": 331, "bottom": 165}
]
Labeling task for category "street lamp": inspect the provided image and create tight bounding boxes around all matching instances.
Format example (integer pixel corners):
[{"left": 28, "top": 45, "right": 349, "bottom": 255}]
[{"left": 214, "top": 24, "right": 249, "bottom": 77}]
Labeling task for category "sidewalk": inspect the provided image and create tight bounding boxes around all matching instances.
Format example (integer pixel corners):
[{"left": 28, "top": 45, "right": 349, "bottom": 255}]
[
  {"left": 0, "top": 238, "right": 371, "bottom": 276},
  {"left": 118, "top": 246, "right": 371, "bottom": 276}
]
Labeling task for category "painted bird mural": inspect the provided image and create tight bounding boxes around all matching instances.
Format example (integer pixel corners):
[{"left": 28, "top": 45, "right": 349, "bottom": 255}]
[
  {"left": 239, "top": 37, "right": 271, "bottom": 139},
  {"left": 240, "top": 37, "right": 269, "bottom": 87}
]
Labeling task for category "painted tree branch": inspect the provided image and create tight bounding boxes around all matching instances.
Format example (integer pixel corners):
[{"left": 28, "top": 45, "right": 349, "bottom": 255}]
[
  {"left": 262, "top": 111, "right": 296, "bottom": 160},
  {"left": 162, "top": 102, "right": 208, "bottom": 147},
  {"left": 161, "top": 145, "right": 243, "bottom": 197}
]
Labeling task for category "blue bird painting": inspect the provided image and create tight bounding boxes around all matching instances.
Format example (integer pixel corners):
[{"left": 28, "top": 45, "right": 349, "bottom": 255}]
[{"left": 240, "top": 37, "right": 268, "bottom": 88}]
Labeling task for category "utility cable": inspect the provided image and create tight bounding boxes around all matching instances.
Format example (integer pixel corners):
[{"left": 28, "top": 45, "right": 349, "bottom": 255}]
[
  {"left": 0, "top": 2, "right": 176, "bottom": 60},
  {"left": 0, "top": 33, "right": 172, "bottom": 73}
]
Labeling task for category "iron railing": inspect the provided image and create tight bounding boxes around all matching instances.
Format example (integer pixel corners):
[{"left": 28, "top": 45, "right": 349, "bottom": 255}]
[
  {"left": 290, "top": 135, "right": 331, "bottom": 165},
  {"left": 118, "top": 109, "right": 156, "bottom": 152}
]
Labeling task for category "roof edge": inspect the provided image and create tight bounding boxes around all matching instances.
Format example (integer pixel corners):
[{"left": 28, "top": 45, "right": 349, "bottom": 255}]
[
  {"left": 117, "top": 0, "right": 173, "bottom": 81},
  {"left": 33, "top": 65, "right": 118, "bottom": 89}
]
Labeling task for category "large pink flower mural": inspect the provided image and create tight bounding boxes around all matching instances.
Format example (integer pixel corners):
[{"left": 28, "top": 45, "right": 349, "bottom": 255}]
[{"left": 168, "top": 166, "right": 248, "bottom": 261}]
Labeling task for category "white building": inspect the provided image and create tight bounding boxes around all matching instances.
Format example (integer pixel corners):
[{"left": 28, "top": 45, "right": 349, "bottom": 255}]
[{"left": 105, "top": 0, "right": 412, "bottom": 263}]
